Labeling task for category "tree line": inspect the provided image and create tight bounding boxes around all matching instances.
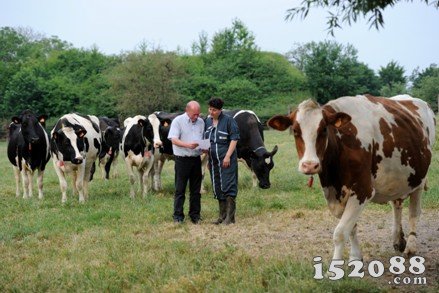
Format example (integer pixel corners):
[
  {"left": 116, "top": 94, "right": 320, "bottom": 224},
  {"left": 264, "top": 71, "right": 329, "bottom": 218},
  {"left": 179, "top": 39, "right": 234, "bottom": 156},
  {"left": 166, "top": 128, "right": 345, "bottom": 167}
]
[{"left": 1, "top": 21, "right": 438, "bottom": 137}]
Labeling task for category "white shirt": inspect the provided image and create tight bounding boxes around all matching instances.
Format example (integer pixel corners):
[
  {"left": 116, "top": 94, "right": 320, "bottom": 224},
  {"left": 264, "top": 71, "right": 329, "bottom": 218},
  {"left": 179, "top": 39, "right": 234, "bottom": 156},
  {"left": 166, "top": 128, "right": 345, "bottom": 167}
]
[{"left": 167, "top": 113, "right": 204, "bottom": 157}]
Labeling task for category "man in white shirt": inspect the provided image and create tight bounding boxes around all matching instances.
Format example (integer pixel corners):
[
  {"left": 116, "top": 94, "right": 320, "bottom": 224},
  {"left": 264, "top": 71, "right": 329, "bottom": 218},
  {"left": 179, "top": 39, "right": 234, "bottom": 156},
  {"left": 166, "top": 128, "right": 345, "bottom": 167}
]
[{"left": 167, "top": 101, "right": 205, "bottom": 224}]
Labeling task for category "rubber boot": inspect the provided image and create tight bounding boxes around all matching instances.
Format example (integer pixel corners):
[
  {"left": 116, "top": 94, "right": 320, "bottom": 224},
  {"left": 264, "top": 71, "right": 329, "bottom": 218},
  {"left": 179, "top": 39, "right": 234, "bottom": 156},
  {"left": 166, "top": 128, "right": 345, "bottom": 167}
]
[
  {"left": 213, "top": 200, "right": 227, "bottom": 225},
  {"left": 223, "top": 196, "right": 236, "bottom": 225}
]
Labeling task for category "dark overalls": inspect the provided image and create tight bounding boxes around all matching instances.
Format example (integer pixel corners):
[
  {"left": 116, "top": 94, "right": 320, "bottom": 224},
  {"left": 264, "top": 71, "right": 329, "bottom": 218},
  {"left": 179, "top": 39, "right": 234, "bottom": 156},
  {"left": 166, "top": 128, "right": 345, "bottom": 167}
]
[{"left": 204, "top": 112, "right": 240, "bottom": 200}]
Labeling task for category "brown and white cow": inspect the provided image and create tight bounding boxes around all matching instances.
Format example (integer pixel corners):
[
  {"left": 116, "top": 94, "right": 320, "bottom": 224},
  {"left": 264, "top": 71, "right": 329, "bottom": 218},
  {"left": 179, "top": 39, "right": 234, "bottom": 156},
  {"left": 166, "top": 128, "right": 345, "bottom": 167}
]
[{"left": 268, "top": 95, "right": 435, "bottom": 261}]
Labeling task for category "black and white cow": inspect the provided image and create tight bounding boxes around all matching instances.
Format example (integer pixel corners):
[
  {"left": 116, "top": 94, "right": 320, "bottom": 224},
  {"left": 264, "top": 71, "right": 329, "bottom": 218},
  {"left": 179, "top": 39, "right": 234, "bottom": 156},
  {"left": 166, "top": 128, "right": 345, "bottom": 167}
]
[
  {"left": 121, "top": 115, "right": 156, "bottom": 198},
  {"left": 98, "top": 117, "right": 122, "bottom": 180},
  {"left": 51, "top": 113, "right": 102, "bottom": 203},
  {"left": 224, "top": 110, "right": 278, "bottom": 189},
  {"left": 149, "top": 111, "right": 179, "bottom": 191},
  {"left": 7, "top": 110, "right": 50, "bottom": 199}
]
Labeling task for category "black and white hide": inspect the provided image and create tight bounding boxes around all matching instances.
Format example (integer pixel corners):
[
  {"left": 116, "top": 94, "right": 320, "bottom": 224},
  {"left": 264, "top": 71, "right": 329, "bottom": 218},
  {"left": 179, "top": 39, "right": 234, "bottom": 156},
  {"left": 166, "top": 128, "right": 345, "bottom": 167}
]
[
  {"left": 121, "top": 115, "right": 155, "bottom": 198},
  {"left": 98, "top": 117, "right": 122, "bottom": 180},
  {"left": 7, "top": 110, "right": 50, "bottom": 199},
  {"left": 50, "top": 113, "right": 102, "bottom": 203}
]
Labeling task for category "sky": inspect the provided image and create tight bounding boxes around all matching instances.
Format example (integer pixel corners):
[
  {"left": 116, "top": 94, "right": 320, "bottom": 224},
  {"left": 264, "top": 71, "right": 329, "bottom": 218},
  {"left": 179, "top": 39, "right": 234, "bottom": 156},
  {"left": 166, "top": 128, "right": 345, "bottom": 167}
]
[{"left": 2, "top": 0, "right": 438, "bottom": 75}]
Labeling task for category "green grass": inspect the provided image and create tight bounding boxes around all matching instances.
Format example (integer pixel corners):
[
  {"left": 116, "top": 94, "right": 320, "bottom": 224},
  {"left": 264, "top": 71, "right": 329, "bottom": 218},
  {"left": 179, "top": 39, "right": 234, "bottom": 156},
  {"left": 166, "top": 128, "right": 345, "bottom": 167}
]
[{"left": 0, "top": 128, "right": 438, "bottom": 292}]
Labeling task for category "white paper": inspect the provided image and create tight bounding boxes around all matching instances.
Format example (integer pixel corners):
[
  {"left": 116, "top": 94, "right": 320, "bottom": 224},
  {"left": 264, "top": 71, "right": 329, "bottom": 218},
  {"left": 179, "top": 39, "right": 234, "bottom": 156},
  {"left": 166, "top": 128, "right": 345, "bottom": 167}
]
[{"left": 196, "top": 139, "right": 210, "bottom": 150}]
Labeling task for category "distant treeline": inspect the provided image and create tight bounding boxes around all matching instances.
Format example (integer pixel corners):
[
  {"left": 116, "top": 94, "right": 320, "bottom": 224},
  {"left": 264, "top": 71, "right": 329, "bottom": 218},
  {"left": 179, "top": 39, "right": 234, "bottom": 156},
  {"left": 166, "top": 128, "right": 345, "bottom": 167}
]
[{"left": 1, "top": 21, "right": 438, "bottom": 138}]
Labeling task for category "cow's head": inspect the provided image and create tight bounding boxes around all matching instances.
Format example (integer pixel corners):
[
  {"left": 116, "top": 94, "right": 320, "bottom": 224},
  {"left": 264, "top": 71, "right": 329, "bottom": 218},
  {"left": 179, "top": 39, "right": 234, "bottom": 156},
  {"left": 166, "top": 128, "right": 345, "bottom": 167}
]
[
  {"left": 250, "top": 145, "right": 278, "bottom": 189},
  {"left": 52, "top": 126, "right": 87, "bottom": 164},
  {"left": 268, "top": 100, "right": 351, "bottom": 175},
  {"left": 11, "top": 110, "right": 47, "bottom": 145},
  {"left": 138, "top": 118, "right": 154, "bottom": 146},
  {"left": 103, "top": 126, "right": 122, "bottom": 151},
  {"left": 148, "top": 113, "right": 163, "bottom": 149}
]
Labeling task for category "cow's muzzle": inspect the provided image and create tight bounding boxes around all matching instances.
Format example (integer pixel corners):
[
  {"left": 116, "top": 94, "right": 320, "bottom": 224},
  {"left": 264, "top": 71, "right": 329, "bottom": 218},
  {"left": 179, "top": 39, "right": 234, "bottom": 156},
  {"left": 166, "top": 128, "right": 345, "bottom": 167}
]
[
  {"left": 259, "top": 182, "right": 271, "bottom": 189},
  {"left": 300, "top": 161, "right": 320, "bottom": 175},
  {"left": 71, "top": 157, "right": 83, "bottom": 165}
]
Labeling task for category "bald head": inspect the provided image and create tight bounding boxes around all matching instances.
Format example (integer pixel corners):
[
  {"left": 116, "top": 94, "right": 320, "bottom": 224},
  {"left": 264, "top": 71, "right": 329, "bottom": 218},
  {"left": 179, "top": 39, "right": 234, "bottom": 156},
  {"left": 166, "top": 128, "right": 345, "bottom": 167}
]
[{"left": 186, "top": 100, "right": 201, "bottom": 122}]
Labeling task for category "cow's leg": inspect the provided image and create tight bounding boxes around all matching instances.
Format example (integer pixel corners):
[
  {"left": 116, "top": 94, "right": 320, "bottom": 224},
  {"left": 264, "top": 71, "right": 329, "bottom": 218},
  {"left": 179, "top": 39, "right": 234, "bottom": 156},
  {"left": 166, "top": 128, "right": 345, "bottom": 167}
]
[
  {"left": 404, "top": 188, "right": 422, "bottom": 256},
  {"left": 37, "top": 169, "right": 44, "bottom": 199},
  {"left": 251, "top": 172, "right": 258, "bottom": 188},
  {"left": 349, "top": 223, "right": 362, "bottom": 262},
  {"left": 153, "top": 157, "right": 165, "bottom": 191},
  {"left": 27, "top": 169, "right": 34, "bottom": 198},
  {"left": 104, "top": 157, "right": 113, "bottom": 180},
  {"left": 125, "top": 159, "right": 136, "bottom": 199},
  {"left": 200, "top": 154, "right": 209, "bottom": 194},
  {"left": 140, "top": 159, "right": 153, "bottom": 198},
  {"left": 76, "top": 164, "right": 86, "bottom": 203},
  {"left": 332, "top": 196, "right": 365, "bottom": 260},
  {"left": 72, "top": 171, "right": 78, "bottom": 195},
  {"left": 153, "top": 159, "right": 161, "bottom": 192},
  {"left": 238, "top": 158, "right": 258, "bottom": 188},
  {"left": 53, "top": 162, "right": 68, "bottom": 203},
  {"left": 391, "top": 199, "right": 406, "bottom": 252},
  {"left": 21, "top": 169, "right": 30, "bottom": 199},
  {"left": 99, "top": 157, "right": 107, "bottom": 180},
  {"left": 13, "top": 166, "right": 21, "bottom": 197},
  {"left": 112, "top": 154, "right": 119, "bottom": 178}
]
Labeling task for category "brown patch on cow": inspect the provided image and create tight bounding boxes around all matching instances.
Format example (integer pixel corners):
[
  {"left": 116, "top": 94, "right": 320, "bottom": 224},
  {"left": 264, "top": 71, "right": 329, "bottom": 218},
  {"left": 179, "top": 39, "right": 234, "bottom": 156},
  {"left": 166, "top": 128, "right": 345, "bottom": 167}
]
[
  {"left": 396, "top": 100, "right": 420, "bottom": 118},
  {"left": 368, "top": 96, "right": 432, "bottom": 188},
  {"left": 379, "top": 118, "right": 394, "bottom": 158},
  {"left": 292, "top": 120, "right": 305, "bottom": 159},
  {"left": 318, "top": 106, "right": 374, "bottom": 204}
]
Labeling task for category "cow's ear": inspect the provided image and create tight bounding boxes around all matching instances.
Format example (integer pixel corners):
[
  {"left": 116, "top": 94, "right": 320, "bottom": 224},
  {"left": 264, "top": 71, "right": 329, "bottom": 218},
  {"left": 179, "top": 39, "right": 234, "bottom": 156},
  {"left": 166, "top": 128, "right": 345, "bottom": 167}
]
[
  {"left": 75, "top": 128, "right": 87, "bottom": 138},
  {"left": 267, "top": 115, "right": 292, "bottom": 131},
  {"left": 38, "top": 115, "right": 48, "bottom": 125},
  {"left": 325, "top": 111, "right": 351, "bottom": 129},
  {"left": 138, "top": 119, "right": 146, "bottom": 127},
  {"left": 162, "top": 119, "right": 172, "bottom": 127},
  {"left": 11, "top": 116, "right": 21, "bottom": 124},
  {"left": 52, "top": 130, "right": 62, "bottom": 141}
]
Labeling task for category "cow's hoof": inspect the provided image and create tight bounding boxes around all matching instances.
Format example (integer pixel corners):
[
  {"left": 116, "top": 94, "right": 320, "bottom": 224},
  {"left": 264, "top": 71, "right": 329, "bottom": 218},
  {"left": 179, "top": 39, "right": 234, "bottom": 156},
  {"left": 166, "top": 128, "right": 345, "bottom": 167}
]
[{"left": 393, "top": 238, "right": 406, "bottom": 253}]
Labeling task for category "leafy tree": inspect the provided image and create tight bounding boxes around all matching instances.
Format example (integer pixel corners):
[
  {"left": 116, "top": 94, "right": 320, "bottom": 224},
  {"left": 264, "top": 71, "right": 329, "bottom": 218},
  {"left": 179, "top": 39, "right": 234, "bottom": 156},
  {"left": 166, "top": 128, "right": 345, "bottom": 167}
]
[
  {"left": 410, "top": 64, "right": 438, "bottom": 89},
  {"left": 218, "top": 78, "right": 261, "bottom": 107},
  {"left": 191, "top": 31, "right": 209, "bottom": 56},
  {"left": 250, "top": 52, "right": 306, "bottom": 95},
  {"left": 107, "top": 50, "right": 186, "bottom": 118},
  {"left": 287, "top": 41, "right": 379, "bottom": 104},
  {"left": 411, "top": 64, "right": 439, "bottom": 112},
  {"left": 285, "top": 0, "right": 439, "bottom": 35},
  {"left": 379, "top": 61, "right": 406, "bottom": 85}
]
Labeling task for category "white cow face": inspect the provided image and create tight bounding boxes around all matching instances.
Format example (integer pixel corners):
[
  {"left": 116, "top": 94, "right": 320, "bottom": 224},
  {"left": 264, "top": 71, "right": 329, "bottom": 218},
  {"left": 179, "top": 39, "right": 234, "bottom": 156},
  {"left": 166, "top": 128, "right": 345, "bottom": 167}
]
[{"left": 52, "top": 127, "right": 87, "bottom": 164}]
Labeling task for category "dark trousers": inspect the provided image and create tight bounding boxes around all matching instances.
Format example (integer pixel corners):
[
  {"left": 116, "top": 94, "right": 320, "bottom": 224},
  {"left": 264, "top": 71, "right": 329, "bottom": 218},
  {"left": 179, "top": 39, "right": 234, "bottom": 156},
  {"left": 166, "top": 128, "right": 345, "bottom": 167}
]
[{"left": 173, "top": 156, "right": 202, "bottom": 221}]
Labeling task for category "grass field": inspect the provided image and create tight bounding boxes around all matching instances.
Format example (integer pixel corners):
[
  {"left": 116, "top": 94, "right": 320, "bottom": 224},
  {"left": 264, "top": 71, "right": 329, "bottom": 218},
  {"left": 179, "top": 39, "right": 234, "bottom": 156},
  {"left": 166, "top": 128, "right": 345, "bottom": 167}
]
[{"left": 0, "top": 129, "right": 438, "bottom": 292}]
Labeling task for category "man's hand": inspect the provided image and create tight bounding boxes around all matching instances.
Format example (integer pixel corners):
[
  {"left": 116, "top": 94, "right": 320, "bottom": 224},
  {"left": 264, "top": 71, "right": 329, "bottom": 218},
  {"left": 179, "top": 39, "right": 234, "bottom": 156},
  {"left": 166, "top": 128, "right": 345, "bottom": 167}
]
[{"left": 186, "top": 142, "right": 199, "bottom": 149}]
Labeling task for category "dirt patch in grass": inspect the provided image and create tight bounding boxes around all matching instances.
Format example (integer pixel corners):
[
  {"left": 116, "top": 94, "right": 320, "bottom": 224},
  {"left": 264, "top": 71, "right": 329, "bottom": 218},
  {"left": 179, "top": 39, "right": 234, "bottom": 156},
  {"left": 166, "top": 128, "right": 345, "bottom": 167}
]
[{"left": 176, "top": 208, "right": 439, "bottom": 291}]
